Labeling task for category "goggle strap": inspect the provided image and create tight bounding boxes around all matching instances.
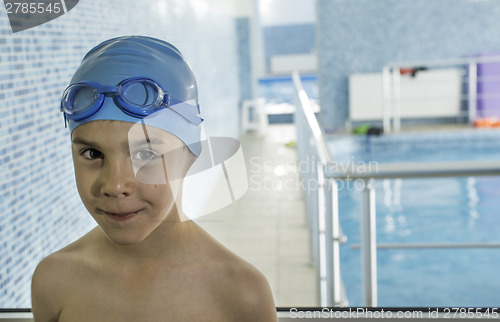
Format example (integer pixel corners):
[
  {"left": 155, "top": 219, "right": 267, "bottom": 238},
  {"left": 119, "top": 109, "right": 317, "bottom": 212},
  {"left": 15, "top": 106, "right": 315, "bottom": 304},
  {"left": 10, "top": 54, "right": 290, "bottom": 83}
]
[{"left": 168, "top": 103, "right": 204, "bottom": 126}]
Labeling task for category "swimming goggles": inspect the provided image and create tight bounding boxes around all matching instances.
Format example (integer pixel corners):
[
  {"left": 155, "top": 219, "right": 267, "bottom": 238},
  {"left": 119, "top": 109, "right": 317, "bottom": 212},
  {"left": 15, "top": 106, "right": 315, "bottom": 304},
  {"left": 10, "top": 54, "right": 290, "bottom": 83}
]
[{"left": 60, "top": 76, "right": 203, "bottom": 125}]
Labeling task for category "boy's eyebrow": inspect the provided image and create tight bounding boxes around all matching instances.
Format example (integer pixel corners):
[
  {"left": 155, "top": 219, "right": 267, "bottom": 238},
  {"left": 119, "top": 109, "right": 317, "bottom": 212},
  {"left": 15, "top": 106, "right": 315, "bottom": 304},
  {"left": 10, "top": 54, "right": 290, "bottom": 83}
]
[
  {"left": 71, "top": 137, "right": 100, "bottom": 147},
  {"left": 128, "top": 138, "right": 167, "bottom": 147},
  {"left": 128, "top": 123, "right": 169, "bottom": 147},
  {"left": 72, "top": 136, "right": 167, "bottom": 147}
]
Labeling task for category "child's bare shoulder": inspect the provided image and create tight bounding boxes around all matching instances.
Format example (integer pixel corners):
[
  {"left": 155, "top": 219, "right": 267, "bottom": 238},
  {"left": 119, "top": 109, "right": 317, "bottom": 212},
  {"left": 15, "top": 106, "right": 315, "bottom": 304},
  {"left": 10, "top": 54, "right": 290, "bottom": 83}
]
[
  {"left": 36, "top": 227, "right": 98, "bottom": 268},
  {"left": 31, "top": 228, "right": 98, "bottom": 320},
  {"left": 32, "top": 227, "right": 99, "bottom": 288},
  {"left": 197, "top": 231, "right": 277, "bottom": 321}
]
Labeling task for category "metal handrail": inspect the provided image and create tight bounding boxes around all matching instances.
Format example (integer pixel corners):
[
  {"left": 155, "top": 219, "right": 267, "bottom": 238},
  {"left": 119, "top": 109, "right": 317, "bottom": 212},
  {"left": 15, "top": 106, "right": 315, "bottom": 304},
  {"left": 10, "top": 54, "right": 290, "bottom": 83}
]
[
  {"left": 294, "top": 69, "right": 500, "bottom": 308},
  {"left": 383, "top": 55, "right": 500, "bottom": 133},
  {"left": 326, "top": 160, "right": 500, "bottom": 180},
  {"left": 326, "top": 158, "right": 500, "bottom": 307},
  {"left": 293, "top": 73, "right": 331, "bottom": 163},
  {"left": 292, "top": 71, "right": 348, "bottom": 307},
  {"left": 351, "top": 242, "right": 500, "bottom": 249},
  {"left": 385, "top": 55, "right": 500, "bottom": 69}
]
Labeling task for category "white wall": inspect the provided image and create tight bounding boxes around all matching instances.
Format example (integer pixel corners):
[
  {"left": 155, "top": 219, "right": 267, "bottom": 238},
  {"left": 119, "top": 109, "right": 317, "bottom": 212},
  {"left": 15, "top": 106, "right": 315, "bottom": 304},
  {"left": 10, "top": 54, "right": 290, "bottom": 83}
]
[{"left": 259, "top": 0, "right": 316, "bottom": 26}]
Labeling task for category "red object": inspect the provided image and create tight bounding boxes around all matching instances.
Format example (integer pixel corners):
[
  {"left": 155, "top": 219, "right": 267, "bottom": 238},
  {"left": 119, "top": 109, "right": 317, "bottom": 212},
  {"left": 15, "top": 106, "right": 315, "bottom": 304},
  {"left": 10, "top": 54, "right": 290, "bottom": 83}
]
[
  {"left": 474, "top": 117, "right": 500, "bottom": 128},
  {"left": 400, "top": 68, "right": 415, "bottom": 75}
]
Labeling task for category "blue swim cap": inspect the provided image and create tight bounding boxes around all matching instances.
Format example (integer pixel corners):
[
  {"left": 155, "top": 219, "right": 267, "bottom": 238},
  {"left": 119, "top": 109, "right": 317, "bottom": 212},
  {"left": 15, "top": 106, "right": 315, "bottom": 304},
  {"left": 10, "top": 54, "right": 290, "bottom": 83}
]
[{"left": 65, "top": 35, "right": 202, "bottom": 155}]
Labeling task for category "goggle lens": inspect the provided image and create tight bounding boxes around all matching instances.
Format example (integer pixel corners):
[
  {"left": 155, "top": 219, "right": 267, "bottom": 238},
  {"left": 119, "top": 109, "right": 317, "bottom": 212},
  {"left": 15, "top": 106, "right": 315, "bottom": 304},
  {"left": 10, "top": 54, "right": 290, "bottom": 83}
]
[
  {"left": 120, "top": 79, "right": 164, "bottom": 110},
  {"left": 62, "top": 84, "right": 99, "bottom": 114}
]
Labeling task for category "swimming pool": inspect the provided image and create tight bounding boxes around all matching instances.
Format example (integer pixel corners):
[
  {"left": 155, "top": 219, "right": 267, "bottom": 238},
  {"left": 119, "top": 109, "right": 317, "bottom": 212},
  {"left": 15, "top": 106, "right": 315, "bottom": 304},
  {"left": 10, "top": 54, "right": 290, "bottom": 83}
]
[
  {"left": 327, "top": 129, "right": 500, "bottom": 307},
  {"left": 258, "top": 75, "right": 318, "bottom": 123}
]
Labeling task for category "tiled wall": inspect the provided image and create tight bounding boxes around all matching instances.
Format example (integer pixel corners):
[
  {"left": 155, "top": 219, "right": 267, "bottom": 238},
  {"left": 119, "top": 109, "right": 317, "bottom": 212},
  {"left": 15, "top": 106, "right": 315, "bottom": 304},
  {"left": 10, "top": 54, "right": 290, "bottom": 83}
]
[
  {"left": 263, "top": 24, "right": 316, "bottom": 73},
  {"left": 0, "top": 0, "right": 243, "bottom": 308},
  {"left": 257, "top": 0, "right": 316, "bottom": 74},
  {"left": 258, "top": 0, "right": 315, "bottom": 26},
  {"left": 236, "top": 17, "right": 253, "bottom": 107},
  {"left": 317, "top": 0, "right": 500, "bottom": 130}
]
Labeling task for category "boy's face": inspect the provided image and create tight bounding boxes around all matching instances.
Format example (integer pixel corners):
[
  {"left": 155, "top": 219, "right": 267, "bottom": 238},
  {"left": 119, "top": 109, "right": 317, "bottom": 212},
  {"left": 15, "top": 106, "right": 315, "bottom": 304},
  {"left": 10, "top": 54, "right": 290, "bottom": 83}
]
[{"left": 71, "top": 120, "right": 195, "bottom": 246}]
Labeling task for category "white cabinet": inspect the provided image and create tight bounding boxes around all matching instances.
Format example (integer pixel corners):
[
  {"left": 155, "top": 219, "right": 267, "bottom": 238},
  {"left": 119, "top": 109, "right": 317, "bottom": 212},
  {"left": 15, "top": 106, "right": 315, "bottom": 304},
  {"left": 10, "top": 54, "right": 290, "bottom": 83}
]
[{"left": 349, "top": 69, "right": 464, "bottom": 122}]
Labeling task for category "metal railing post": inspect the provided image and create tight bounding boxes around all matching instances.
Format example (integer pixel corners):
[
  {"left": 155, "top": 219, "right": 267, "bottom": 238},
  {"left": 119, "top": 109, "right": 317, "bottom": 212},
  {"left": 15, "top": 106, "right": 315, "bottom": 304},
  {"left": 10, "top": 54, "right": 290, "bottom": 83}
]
[
  {"left": 361, "top": 179, "right": 378, "bottom": 307},
  {"left": 316, "top": 161, "right": 328, "bottom": 306},
  {"left": 309, "top": 141, "right": 320, "bottom": 269},
  {"left": 293, "top": 71, "right": 349, "bottom": 307},
  {"left": 392, "top": 68, "right": 402, "bottom": 133},
  {"left": 294, "top": 85, "right": 319, "bottom": 267},
  {"left": 329, "top": 178, "right": 343, "bottom": 306},
  {"left": 323, "top": 173, "right": 340, "bottom": 306},
  {"left": 382, "top": 55, "right": 500, "bottom": 131},
  {"left": 468, "top": 61, "right": 478, "bottom": 126},
  {"left": 323, "top": 167, "right": 333, "bottom": 306},
  {"left": 382, "top": 67, "right": 392, "bottom": 134}
]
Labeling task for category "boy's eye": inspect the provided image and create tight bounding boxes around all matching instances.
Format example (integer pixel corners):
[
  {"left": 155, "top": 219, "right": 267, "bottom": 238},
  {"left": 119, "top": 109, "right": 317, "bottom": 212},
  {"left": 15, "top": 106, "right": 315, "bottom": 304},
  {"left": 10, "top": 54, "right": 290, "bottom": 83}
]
[
  {"left": 132, "top": 150, "right": 160, "bottom": 162},
  {"left": 81, "top": 148, "right": 103, "bottom": 160}
]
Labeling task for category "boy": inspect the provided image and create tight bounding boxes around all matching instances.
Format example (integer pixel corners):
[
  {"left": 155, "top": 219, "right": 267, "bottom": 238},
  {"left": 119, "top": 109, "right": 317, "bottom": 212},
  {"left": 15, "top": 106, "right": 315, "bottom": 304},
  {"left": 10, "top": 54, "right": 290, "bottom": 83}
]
[{"left": 31, "top": 36, "right": 277, "bottom": 322}]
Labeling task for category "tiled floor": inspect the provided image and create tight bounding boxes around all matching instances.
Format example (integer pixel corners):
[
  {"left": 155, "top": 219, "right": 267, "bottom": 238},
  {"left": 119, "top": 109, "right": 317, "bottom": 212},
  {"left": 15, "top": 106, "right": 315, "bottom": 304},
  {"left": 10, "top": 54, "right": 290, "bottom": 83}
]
[{"left": 196, "top": 124, "right": 319, "bottom": 307}]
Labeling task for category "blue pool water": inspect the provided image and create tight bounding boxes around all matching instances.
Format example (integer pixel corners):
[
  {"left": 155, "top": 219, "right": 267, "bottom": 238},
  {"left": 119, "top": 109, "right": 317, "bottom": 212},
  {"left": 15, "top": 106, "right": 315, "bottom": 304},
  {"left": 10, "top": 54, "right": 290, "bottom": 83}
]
[
  {"left": 258, "top": 75, "right": 318, "bottom": 123},
  {"left": 327, "top": 129, "right": 500, "bottom": 307},
  {"left": 258, "top": 74, "right": 318, "bottom": 104}
]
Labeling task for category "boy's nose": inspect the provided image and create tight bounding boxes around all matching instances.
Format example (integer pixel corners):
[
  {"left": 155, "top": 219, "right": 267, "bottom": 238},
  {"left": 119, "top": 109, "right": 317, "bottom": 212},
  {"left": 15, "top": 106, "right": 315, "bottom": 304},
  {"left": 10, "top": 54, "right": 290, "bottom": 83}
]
[{"left": 100, "top": 159, "right": 136, "bottom": 197}]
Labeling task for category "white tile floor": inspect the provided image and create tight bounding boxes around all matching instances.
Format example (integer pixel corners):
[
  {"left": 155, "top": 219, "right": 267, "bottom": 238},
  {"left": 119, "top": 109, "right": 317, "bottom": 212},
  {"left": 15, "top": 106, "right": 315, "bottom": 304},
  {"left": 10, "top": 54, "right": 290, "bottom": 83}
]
[{"left": 196, "top": 124, "right": 319, "bottom": 307}]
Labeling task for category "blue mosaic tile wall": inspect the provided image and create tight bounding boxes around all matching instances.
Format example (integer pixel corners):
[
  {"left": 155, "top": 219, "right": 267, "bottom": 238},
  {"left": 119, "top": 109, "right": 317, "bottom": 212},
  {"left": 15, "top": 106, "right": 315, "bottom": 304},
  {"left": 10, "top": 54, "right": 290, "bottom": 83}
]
[
  {"left": 0, "top": 0, "right": 242, "bottom": 308},
  {"left": 317, "top": 0, "right": 500, "bottom": 130},
  {"left": 236, "top": 17, "right": 253, "bottom": 114},
  {"left": 263, "top": 23, "right": 316, "bottom": 73}
]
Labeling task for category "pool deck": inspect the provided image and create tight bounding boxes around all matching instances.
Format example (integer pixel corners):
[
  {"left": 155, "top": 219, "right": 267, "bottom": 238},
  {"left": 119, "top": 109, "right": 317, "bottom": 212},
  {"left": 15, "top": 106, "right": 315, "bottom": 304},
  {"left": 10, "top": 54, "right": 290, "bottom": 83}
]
[{"left": 196, "top": 124, "right": 319, "bottom": 307}]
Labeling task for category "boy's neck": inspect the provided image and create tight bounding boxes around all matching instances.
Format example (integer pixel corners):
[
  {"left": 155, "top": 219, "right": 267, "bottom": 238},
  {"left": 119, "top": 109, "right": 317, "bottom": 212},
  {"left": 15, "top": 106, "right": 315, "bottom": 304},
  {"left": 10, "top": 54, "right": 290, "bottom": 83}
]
[{"left": 98, "top": 213, "right": 200, "bottom": 267}]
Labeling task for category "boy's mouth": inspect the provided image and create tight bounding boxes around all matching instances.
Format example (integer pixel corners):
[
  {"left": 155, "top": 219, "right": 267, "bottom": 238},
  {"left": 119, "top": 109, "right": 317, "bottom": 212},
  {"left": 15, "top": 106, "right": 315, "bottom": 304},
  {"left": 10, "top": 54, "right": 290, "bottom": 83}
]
[{"left": 102, "top": 209, "right": 141, "bottom": 221}]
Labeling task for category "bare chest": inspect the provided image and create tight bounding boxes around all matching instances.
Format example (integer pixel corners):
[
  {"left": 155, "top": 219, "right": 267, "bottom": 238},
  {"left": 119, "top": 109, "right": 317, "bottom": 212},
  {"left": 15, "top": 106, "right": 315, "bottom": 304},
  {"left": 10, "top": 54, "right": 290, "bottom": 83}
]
[{"left": 57, "top": 268, "right": 229, "bottom": 322}]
